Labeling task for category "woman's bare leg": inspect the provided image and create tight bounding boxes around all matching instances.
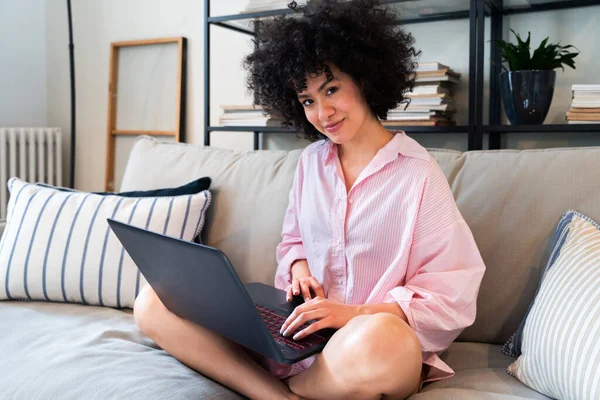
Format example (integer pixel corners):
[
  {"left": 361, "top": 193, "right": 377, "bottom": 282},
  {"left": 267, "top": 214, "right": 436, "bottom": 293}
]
[
  {"left": 134, "top": 285, "right": 301, "bottom": 400},
  {"left": 286, "top": 313, "right": 423, "bottom": 400}
]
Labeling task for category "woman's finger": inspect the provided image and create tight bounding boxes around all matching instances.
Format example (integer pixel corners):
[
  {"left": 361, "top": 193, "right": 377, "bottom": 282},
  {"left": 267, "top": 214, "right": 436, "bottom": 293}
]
[
  {"left": 280, "top": 300, "right": 318, "bottom": 333},
  {"left": 292, "top": 278, "right": 300, "bottom": 296},
  {"left": 281, "top": 309, "right": 326, "bottom": 338},
  {"left": 285, "top": 285, "right": 293, "bottom": 302},
  {"left": 292, "top": 316, "right": 330, "bottom": 341},
  {"left": 300, "top": 280, "right": 312, "bottom": 301},
  {"left": 309, "top": 277, "right": 326, "bottom": 298}
]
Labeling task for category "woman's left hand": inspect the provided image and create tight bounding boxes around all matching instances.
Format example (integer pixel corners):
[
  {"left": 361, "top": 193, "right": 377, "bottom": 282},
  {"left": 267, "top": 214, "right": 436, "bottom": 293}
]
[{"left": 280, "top": 296, "right": 359, "bottom": 340}]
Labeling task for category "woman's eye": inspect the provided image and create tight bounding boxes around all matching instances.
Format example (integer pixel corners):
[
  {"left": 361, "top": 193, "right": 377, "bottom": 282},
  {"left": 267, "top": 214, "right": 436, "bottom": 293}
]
[
  {"left": 326, "top": 87, "right": 338, "bottom": 95},
  {"left": 302, "top": 99, "right": 313, "bottom": 106}
]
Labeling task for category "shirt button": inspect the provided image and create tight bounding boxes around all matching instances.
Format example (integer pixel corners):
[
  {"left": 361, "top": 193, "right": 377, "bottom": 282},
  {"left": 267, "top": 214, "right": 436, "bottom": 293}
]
[{"left": 348, "top": 199, "right": 354, "bottom": 204}]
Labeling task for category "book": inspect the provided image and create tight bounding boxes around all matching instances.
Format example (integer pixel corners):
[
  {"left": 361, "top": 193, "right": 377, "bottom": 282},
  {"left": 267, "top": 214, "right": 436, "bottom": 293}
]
[
  {"left": 219, "top": 118, "right": 285, "bottom": 127},
  {"left": 382, "top": 120, "right": 456, "bottom": 127},
  {"left": 221, "top": 104, "right": 264, "bottom": 111},
  {"left": 571, "top": 102, "right": 600, "bottom": 108},
  {"left": 220, "top": 111, "right": 269, "bottom": 119},
  {"left": 406, "top": 98, "right": 454, "bottom": 106},
  {"left": 572, "top": 84, "right": 600, "bottom": 92},
  {"left": 408, "top": 85, "right": 451, "bottom": 95},
  {"left": 415, "top": 69, "right": 461, "bottom": 78},
  {"left": 405, "top": 93, "right": 451, "bottom": 99},
  {"left": 566, "top": 113, "right": 600, "bottom": 120},
  {"left": 567, "top": 120, "right": 600, "bottom": 124},
  {"left": 388, "top": 109, "right": 449, "bottom": 117},
  {"left": 568, "top": 108, "right": 600, "bottom": 113},
  {"left": 573, "top": 92, "right": 600, "bottom": 99},
  {"left": 404, "top": 104, "right": 456, "bottom": 112},
  {"left": 414, "top": 75, "right": 460, "bottom": 84},
  {"left": 415, "top": 62, "right": 449, "bottom": 72}
]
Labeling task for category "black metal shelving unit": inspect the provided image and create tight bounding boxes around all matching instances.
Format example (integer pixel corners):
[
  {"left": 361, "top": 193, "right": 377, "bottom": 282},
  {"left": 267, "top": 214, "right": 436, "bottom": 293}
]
[
  {"left": 204, "top": 0, "right": 600, "bottom": 151},
  {"left": 486, "top": 0, "right": 600, "bottom": 149}
]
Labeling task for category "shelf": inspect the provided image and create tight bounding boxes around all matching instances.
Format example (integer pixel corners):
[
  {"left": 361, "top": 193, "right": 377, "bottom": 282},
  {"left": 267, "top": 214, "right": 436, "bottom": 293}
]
[
  {"left": 208, "top": 125, "right": 470, "bottom": 134},
  {"left": 485, "top": 124, "right": 600, "bottom": 133},
  {"left": 487, "top": 0, "right": 600, "bottom": 14},
  {"left": 209, "top": 0, "right": 474, "bottom": 35}
]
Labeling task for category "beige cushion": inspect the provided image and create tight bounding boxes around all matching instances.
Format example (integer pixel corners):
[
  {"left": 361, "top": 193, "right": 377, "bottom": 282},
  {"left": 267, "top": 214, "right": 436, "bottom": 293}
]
[
  {"left": 451, "top": 147, "right": 600, "bottom": 344},
  {"left": 426, "top": 148, "right": 463, "bottom": 183},
  {"left": 120, "top": 136, "right": 302, "bottom": 286},
  {"left": 409, "top": 343, "right": 550, "bottom": 400}
]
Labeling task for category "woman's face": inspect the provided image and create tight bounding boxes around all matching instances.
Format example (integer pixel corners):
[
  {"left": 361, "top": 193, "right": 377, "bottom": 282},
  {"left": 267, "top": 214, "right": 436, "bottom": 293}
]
[{"left": 297, "top": 64, "right": 374, "bottom": 144}]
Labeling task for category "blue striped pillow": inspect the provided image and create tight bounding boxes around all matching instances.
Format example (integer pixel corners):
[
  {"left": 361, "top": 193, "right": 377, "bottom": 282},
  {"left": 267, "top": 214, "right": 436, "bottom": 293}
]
[
  {"left": 503, "top": 209, "right": 583, "bottom": 357},
  {"left": 0, "top": 177, "right": 211, "bottom": 308}
]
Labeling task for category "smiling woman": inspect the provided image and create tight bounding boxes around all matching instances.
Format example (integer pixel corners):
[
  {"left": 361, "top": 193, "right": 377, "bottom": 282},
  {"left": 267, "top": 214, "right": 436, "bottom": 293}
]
[{"left": 240, "top": 1, "right": 486, "bottom": 400}]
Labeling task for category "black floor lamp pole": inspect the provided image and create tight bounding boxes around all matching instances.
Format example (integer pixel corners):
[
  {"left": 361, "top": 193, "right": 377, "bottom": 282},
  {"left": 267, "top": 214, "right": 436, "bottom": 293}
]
[{"left": 67, "top": 0, "right": 76, "bottom": 188}]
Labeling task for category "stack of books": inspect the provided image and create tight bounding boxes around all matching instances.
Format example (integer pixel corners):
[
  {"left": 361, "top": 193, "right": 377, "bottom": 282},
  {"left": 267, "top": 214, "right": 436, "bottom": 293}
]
[
  {"left": 241, "top": 0, "right": 306, "bottom": 13},
  {"left": 219, "top": 105, "right": 284, "bottom": 127},
  {"left": 566, "top": 84, "right": 600, "bottom": 124},
  {"left": 383, "top": 62, "right": 459, "bottom": 127}
]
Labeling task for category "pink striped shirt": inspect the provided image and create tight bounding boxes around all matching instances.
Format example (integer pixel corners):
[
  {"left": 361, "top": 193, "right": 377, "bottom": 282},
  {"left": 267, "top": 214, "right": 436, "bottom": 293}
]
[{"left": 272, "top": 131, "right": 486, "bottom": 383}]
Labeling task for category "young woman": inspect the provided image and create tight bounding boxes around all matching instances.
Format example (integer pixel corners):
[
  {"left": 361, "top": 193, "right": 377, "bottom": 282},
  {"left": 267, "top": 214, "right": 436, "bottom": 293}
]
[{"left": 133, "top": 1, "right": 486, "bottom": 399}]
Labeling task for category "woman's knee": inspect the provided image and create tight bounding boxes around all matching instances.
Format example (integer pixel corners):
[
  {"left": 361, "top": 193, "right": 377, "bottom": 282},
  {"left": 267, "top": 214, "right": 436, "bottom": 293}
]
[
  {"left": 338, "top": 313, "right": 422, "bottom": 378},
  {"left": 133, "top": 285, "right": 165, "bottom": 336}
]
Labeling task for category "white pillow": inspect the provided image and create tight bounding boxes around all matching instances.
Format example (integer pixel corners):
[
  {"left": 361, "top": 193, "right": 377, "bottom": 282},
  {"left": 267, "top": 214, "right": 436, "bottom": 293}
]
[
  {"left": 0, "top": 177, "right": 211, "bottom": 308},
  {"left": 507, "top": 210, "right": 600, "bottom": 400}
]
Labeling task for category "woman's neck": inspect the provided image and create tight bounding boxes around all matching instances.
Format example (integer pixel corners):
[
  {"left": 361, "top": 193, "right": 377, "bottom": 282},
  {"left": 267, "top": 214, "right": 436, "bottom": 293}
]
[{"left": 337, "top": 119, "right": 393, "bottom": 166}]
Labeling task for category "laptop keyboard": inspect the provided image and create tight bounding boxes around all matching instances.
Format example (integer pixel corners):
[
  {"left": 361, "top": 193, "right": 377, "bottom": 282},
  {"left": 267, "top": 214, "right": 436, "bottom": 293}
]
[{"left": 254, "top": 304, "right": 327, "bottom": 351}]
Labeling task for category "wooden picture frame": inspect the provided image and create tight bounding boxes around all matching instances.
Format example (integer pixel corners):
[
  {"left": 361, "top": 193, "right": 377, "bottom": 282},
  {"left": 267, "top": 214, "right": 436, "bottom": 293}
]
[{"left": 105, "top": 37, "right": 187, "bottom": 191}]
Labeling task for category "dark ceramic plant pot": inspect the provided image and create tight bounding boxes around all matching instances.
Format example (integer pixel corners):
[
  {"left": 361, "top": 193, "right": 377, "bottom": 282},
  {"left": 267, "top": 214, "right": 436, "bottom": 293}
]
[{"left": 500, "top": 70, "right": 556, "bottom": 125}]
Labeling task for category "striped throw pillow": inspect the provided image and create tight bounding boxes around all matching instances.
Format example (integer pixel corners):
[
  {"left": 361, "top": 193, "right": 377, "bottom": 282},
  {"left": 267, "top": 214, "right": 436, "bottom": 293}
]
[
  {"left": 507, "top": 210, "right": 600, "bottom": 400},
  {"left": 0, "top": 177, "right": 211, "bottom": 308}
]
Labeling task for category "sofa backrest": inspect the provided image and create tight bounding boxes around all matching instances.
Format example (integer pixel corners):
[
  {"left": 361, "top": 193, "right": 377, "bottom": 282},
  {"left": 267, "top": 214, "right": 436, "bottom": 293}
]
[
  {"left": 441, "top": 147, "right": 600, "bottom": 344},
  {"left": 120, "top": 136, "right": 301, "bottom": 287},
  {"left": 122, "top": 136, "right": 600, "bottom": 345}
]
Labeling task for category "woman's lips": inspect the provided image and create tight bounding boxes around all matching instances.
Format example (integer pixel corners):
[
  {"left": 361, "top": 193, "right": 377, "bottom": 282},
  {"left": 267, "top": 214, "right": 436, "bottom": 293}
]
[{"left": 325, "top": 119, "right": 344, "bottom": 133}]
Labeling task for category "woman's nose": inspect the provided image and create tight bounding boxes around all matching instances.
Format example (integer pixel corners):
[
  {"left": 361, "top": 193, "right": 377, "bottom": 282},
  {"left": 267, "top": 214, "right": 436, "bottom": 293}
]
[{"left": 318, "top": 103, "right": 335, "bottom": 121}]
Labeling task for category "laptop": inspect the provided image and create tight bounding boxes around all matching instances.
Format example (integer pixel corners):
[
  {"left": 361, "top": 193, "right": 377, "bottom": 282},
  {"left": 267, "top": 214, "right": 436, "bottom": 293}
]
[{"left": 107, "top": 218, "right": 335, "bottom": 365}]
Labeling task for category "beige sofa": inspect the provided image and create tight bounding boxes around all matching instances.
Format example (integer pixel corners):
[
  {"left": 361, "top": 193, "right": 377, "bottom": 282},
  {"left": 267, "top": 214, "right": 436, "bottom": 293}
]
[{"left": 4, "top": 134, "right": 600, "bottom": 399}]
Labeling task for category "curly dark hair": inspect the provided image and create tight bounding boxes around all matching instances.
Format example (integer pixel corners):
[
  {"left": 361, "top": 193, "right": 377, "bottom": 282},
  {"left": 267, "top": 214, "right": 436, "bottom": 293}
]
[{"left": 243, "top": 0, "right": 421, "bottom": 142}]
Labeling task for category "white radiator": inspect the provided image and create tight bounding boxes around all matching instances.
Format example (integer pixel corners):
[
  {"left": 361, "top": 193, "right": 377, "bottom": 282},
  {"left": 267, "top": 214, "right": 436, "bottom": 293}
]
[{"left": 0, "top": 127, "right": 63, "bottom": 222}]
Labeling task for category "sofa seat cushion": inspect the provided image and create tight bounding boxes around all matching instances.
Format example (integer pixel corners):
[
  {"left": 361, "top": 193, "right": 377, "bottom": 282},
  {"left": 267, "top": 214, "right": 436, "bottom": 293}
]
[
  {"left": 410, "top": 343, "right": 550, "bottom": 400},
  {"left": 0, "top": 301, "right": 243, "bottom": 400},
  {"left": 2, "top": 300, "right": 552, "bottom": 400}
]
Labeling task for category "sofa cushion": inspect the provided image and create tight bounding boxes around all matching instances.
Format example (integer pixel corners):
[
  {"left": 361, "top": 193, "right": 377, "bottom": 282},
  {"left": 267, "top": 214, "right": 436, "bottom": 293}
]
[
  {"left": 506, "top": 210, "right": 600, "bottom": 399},
  {"left": 0, "top": 177, "right": 210, "bottom": 308},
  {"left": 449, "top": 147, "right": 600, "bottom": 344},
  {"left": 409, "top": 343, "right": 551, "bottom": 400},
  {"left": 120, "top": 136, "right": 302, "bottom": 286},
  {"left": 0, "top": 301, "right": 243, "bottom": 400},
  {"left": 0, "top": 301, "right": 547, "bottom": 400},
  {"left": 38, "top": 176, "right": 212, "bottom": 198}
]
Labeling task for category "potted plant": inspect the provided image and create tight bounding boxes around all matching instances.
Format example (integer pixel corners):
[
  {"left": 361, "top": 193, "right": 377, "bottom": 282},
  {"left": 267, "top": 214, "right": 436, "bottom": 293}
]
[{"left": 495, "top": 30, "right": 579, "bottom": 125}]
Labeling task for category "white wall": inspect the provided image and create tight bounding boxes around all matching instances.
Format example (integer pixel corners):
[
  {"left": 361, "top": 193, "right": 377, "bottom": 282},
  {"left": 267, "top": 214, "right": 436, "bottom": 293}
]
[
  {"left": 43, "top": 2, "right": 600, "bottom": 190},
  {"left": 0, "top": 0, "right": 47, "bottom": 126}
]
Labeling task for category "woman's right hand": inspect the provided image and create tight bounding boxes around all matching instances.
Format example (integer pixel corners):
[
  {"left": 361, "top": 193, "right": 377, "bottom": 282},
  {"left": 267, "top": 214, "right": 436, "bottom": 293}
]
[{"left": 286, "top": 260, "right": 325, "bottom": 302}]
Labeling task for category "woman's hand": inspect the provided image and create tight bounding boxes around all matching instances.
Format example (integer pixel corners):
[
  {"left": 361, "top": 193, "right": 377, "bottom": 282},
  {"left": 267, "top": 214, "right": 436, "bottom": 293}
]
[
  {"left": 280, "top": 297, "right": 359, "bottom": 340},
  {"left": 286, "top": 260, "right": 325, "bottom": 302}
]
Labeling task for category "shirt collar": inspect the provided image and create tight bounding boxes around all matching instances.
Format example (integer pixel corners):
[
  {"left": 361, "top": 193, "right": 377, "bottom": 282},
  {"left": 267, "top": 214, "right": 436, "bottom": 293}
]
[{"left": 317, "top": 130, "right": 430, "bottom": 167}]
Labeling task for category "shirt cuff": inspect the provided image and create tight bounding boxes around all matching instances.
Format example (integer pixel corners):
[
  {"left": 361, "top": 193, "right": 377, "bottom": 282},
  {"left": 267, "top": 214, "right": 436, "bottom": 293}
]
[
  {"left": 274, "top": 245, "right": 306, "bottom": 290},
  {"left": 384, "top": 286, "right": 418, "bottom": 331}
]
